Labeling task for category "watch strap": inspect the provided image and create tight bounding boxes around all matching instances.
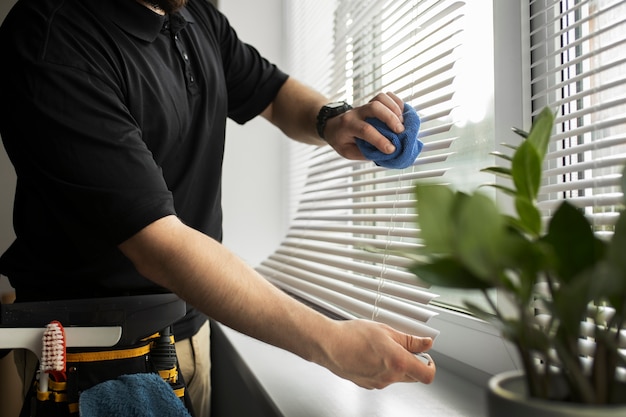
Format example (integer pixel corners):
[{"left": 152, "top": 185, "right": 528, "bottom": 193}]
[{"left": 316, "top": 101, "right": 353, "bottom": 139}]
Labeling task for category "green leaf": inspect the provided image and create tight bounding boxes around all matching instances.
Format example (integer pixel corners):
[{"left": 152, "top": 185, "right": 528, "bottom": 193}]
[
  {"left": 604, "top": 166, "right": 626, "bottom": 313},
  {"left": 409, "top": 257, "right": 493, "bottom": 289},
  {"left": 542, "top": 201, "right": 603, "bottom": 283},
  {"left": 622, "top": 164, "right": 626, "bottom": 203},
  {"left": 607, "top": 210, "right": 626, "bottom": 273},
  {"left": 526, "top": 107, "right": 554, "bottom": 162},
  {"left": 552, "top": 270, "right": 595, "bottom": 335},
  {"left": 414, "top": 184, "right": 456, "bottom": 254},
  {"left": 452, "top": 192, "right": 507, "bottom": 280},
  {"left": 494, "top": 228, "right": 544, "bottom": 302},
  {"left": 481, "top": 183, "right": 517, "bottom": 198},
  {"left": 602, "top": 213, "right": 626, "bottom": 314},
  {"left": 514, "top": 195, "right": 542, "bottom": 236},
  {"left": 481, "top": 166, "right": 512, "bottom": 178},
  {"left": 511, "top": 141, "right": 542, "bottom": 201},
  {"left": 489, "top": 151, "right": 513, "bottom": 163},
  {"left": 500, "top": 143, "right": 520, "bottom": 151},
  {"left": 508, "top": 108, "right": 554, "bottom": 204},
  {"left": 511, "top": 126, "right": 529, "bottom": 138},
  {"left": 589, "top": 262, "right": 625, "bottom": 318}
]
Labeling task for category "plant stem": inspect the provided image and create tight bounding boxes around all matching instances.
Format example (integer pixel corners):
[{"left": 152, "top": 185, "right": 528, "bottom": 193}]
[{"left": 553, "top": 335, "right": 596, "bottom": 403}]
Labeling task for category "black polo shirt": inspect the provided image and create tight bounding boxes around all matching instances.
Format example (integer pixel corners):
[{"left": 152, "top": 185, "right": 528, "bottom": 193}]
[{"left": 0, "top": 0, "right": 288, "bottom": 339}]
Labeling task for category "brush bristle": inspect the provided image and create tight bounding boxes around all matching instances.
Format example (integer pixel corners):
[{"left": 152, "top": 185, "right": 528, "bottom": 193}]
[{"left": 41, "top": 321, "right": 66, "bottom": 372}]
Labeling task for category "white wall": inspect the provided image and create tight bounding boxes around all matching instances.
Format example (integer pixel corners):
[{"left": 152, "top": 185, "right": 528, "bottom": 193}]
[{"left": 219, "top": 0, "right": 289, "bottom": 267}]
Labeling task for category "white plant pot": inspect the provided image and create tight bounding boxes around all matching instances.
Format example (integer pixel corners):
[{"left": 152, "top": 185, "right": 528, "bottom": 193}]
[{"left": 487, "top": 370, "right": 626, "bottom": 417}]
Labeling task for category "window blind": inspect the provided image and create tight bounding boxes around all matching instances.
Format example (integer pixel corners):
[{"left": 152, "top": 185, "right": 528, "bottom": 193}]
[
  {"left": 256, "top": 0, "right": 475, "bottom": 339},
  {"left": 530, "top": 0, "right": 626, "bottom": 221},
  {"left": 529, "top": 0, "right": 626, "bottom": 378}
]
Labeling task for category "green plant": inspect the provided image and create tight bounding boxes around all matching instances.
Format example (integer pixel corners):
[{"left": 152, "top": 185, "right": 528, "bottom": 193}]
[{"left": 407, "top": 107, "right": 626, "bottom": 404}]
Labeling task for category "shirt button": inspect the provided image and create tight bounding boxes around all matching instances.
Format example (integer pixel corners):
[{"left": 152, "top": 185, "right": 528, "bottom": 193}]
[{"left": 183, "top": 53, "right": 189, "bottom": 61}]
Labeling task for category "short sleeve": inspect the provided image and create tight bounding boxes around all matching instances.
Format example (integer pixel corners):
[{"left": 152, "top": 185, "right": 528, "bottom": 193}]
[{"left": 192, "top": 3, "right": 289, "bottom": 124}]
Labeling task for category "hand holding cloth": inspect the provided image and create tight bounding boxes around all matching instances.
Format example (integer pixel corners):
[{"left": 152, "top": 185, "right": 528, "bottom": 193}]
[{"left": 356, "top": 103, "right": 423, "bottom": 169}]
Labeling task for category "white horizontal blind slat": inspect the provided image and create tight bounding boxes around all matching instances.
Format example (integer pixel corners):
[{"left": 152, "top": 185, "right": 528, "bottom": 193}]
[
  {"left": 298, "top": 200, "right": 416, "bottom": 211},
  {"left": 259, "top": 260, "right": 437, "bottom": 319},
  {"left": 299, "top": 186, "right": 418, "bottom": 203},
  {"left": 270, "top": 246, "right": 419, "bottom": 286},
  {"left": 288, "top": 224, "right": 419, "bottom": 239},
  {"left": 285, "top": 231, "right": 420, "bottom": 253},
  {"left": 259, "top": 265, "right": 441, "bottom": 339},
  {"left": 301, "top": 167, "right": 448, "bottom": 193},
  {"left": 294, "top": 213, "right": 417, "bottom": 223},
  {"left": 264, "top": 253, "right": 433, "bottom": 300}
]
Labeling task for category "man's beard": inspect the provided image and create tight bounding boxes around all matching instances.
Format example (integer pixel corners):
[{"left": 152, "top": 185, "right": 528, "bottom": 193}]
[{"left": 152, "top": 0, "right": 188, "bottom": 14}]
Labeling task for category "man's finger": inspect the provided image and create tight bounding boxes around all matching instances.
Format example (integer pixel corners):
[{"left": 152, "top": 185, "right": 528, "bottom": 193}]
[
  {"left": 404, "top": 334, "right": 434, "bottom": 353},
  {"left": 369, "top": 94, "right": 404, "bottom": 123}
]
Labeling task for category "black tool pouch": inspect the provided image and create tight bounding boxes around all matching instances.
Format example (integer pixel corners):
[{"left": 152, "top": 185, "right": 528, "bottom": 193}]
[{"left": 21, "top": 329, "right": 194, "bottom": 417}]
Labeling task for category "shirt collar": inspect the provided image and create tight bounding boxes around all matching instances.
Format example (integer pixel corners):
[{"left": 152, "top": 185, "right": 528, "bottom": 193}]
[{"left": 95, "top": 0, "right": 195, "bottom": 43}]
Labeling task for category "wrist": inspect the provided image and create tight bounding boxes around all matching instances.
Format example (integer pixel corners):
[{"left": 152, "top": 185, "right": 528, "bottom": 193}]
[
  {"left": 316, "top": 101, "right": 352, "bottom": 140},
  {"left": 303, "top": 317, "right": 344, "bottom": 367},
  {"left": 283, "top": 310, "right": 337, "bottom": 365}
]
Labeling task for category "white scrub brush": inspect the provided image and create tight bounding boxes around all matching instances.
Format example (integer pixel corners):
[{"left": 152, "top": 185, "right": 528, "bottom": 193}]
[{"left": 39, "top": 320, "right": 66, "bottom": 393}]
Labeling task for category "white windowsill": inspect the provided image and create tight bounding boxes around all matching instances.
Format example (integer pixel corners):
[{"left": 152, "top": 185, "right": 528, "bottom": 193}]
[{"left": 217, "top": 323, "right": 487, "bottom": 417}]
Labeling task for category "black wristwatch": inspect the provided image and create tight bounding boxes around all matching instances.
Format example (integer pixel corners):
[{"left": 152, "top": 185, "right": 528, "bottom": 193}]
[{"left": 316, "top": 101, "right": 353, "bottom": 139}]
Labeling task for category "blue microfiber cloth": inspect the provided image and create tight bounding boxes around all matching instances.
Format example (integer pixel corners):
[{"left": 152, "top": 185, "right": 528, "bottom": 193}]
[
  {"left": 79, "top": 373, "right": 192, "bottom": 417},
  {"left": 356, "top": 103, "right": 423, "bottom": 169}
]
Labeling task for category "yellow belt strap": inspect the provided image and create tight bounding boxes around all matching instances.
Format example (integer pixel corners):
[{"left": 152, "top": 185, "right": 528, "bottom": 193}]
[
  {"left": 173, "top": 387, "right": 185, "bottom": 398},
  {"left": 68, "top": 403, "right": 79, "bottom": 414},
  {"left": 158, "top": 367, "right": 179, "bottom": 383},
  {"left": 66, "top": 344, "right": 151, "bottom": 362},
  {"left": 36, "top": 390, "right": 68, "bottom": 403}
]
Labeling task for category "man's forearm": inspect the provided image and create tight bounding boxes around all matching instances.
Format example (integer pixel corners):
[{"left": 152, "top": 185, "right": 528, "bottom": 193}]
[
  {"left": 261, "top": 77, "right": 328, "bottom": 146},
  {"left": 119, "top": 215, "right": 436, "bottom": 388},
  {"left": 118, "top": 215, "right": 334, "bottom": 362}
]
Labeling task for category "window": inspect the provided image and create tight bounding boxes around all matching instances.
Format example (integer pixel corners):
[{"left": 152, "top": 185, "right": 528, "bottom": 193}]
[
  {"left": 258, "top": 0, "right": 626, "bottom": 377},
  {"left": 531, "top": 0, "right": 626, "bottom": 227}
]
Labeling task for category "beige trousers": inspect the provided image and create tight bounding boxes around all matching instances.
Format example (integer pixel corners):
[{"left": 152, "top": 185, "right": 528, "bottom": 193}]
[{"left": 176, "top": 320, "right": 212, "bottom": 417}]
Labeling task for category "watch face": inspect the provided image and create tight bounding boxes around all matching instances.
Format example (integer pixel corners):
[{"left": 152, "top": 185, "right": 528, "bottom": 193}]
[{"left": 327, "top": 102, "right": 346, "bottom": 109}]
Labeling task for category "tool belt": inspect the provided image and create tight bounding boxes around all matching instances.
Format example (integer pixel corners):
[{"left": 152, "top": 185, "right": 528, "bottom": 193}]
[
  {"left": 21, "top": 327, "right": 193, "bottom": 417},
  {"left": 1, "top": 294, "right": 191, "bottom": 416}
]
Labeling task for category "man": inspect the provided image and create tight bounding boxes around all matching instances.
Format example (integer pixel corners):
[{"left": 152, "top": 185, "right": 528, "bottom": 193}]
[{"left": 0, "top": 0, "right": 436, "bottom": 415}]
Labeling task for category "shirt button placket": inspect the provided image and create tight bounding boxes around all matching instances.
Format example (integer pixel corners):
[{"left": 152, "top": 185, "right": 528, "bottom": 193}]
[{"left": 174, "top": 35, "right": 195, "bottom": 89}]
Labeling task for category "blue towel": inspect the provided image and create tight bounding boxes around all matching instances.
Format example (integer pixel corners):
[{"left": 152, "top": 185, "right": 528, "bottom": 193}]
[
  {"left": 79, "top": 373, "right": 192, "bottom": 417},
  {"left": 356, "top": 103, "right": 423, "bottom": 169}
]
